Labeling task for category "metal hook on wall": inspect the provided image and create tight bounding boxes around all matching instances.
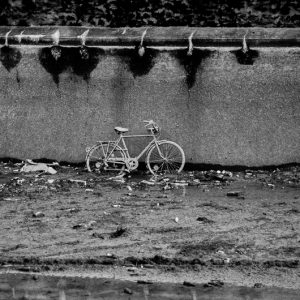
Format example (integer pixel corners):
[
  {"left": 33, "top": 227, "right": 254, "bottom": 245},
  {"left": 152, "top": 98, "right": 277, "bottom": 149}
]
[
  {"left": 138, "top": 28, "right": 147, "bottom": 57},
  {"left": 187, "top": 31, "right": 195, "bottom": 56},
  {"left": 15, "top": 30, "right": 25, "bottom": 43},
  {"left": 4, "top": 30, "right": 12, "bottom": 46},
  {"left": 51, "top": 30, "right": 60, "bottom": 46},
  {"left": 50, "top": 30, "right": 62, "bottom": 61},
  {"left": 231, "top": 29, "right": 258, "bottom": 65},
  {"left": 77, "top": 29, "right": 89, "bottom": 46},
  {"left": 242, "top": 30, "right": 249, "bottom": 53}
]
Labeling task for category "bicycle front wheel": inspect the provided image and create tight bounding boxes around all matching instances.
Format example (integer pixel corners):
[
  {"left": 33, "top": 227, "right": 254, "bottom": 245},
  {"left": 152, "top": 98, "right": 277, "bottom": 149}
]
[
  {"left": 146, "top": 141, "right": 185, "bottom": 175},
  {"left": 86, "top": 142, "right": 126, "bottom": 173}
]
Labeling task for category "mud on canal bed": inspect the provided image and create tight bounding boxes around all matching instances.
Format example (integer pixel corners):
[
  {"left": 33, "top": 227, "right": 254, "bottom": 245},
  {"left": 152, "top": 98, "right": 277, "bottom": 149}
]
[
  {"left": 0, "top": 273, "right": 300, "bottom": 300},
  {"left": 0, "top": 161, "right": 299, "bottom": 295}
]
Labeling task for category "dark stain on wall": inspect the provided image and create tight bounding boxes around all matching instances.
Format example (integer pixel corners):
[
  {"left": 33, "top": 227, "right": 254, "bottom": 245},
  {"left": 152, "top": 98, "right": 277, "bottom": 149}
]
[
  {"left": 16, "top": 69, "right": 21, "bottom": 87},
  {"left": 39, "top": 46, "right": 104, "bottom": 84},
  {"left": 173, "top": 48, "right": 212, "bottom": 90},
  {"left": 69, "top": 46, "right": 104, "bottom": 82},
  {"left": 115, "top": 45, "right": 158, "bottom": 78},
  {"left": 0, "top": 46, "right": 22, "bottom": 72},
  {"left": 39, "top": 46, "right": 70, "bottom": 85},
  {"left": 231, "top": 48, "right": 259, "bottom": 65}
]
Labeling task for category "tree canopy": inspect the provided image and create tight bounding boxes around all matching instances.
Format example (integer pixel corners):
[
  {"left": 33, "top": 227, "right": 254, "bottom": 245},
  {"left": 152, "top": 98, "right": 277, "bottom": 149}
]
[{"left": 0, "top": 0, "right": 299, "bottom": 27}]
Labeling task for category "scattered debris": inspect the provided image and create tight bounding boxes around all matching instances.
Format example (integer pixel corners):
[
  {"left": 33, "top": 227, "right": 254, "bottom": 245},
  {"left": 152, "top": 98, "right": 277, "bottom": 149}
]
[
  {"left": 171, "top": 181, "right": 188, "bottom": 187},
  {"left": 196, "top": 217, "right": 214, "bottom": 224},
  {"left": 3, "top": 197, "right": 22, "bottom": 201},
  {"left": 285, "top": 208, "right": 299, "bottom": 214},
  {"left": 91, "top": 232, "right": 105, "bottom": 239},
  {"left": 157, "top": 194, "right": 168, "bottom": 199},
  {"left": 183, "top": 281, "right": 196, "bottom": 287},
  {"left": 66, "top": 208, "right": 80, "bottom": 213},
  {"left": 2, "top": 244, "right": 27, "bottom": 252},
  {"left": 226, "top": 191, "right": 242, "bottom": 197},
  {"left": 163, "top": 183, "right": 171, "bottom": 190},
  {"left": 110, "top": 226, "right": 128, "bottom": 238},
  {"left": 108, "top": 173, "right": 126, "bottom": 183},
  {"left": 106, "top": 253, "right": 117, "bottom": 258},
  {"left": 0, "top": 160, "right": 299, "bottom": 287},
  {"left": 143, "top": 264, "right": 154, "bottom": 269},
  {"left": 137, "top": 280, "right": 153, "bottom": 285},
  {"left": 124, "top": 287, "right": 133, "bottom": 295},
  {"left": 189, "top": 179, "right": 201, "bottom": 186},
  {"left": 32, "top": 211, "right": 45, "bottom": 218},
  {"left": 72, "top": 224, "right": 85, "bottom": 229},
  {"left": 141, "top": 180, "right": 155, "bottom": 185},
  {"left": 127, "top": 267, "right": 138, "bottom": 272},
  {"left": 224, "top": 257, "right": 230, "bottom": 264},
  {"left": 203, "top": 280, "right": 224, "bottom": 288},
  {"left": 17, "top": 178, "right": 25, "bottom": 184},
  {"left": 69, "top": 179, "right": 87, "bottom": 186},
  {"left": 88, "top": 220, "right": 97, "bottom": 227},
  {"left": 21, "top": 160, "right": 58, "bottom": 175},
  {"left": 195, "top": 170, "right": 235, "bottom": 183},
  {"left": 113, "top": 179, "right": 126, "bottom": 183},
  {"left": 72, "top": 220, "right": 96, "bottom": 230}
]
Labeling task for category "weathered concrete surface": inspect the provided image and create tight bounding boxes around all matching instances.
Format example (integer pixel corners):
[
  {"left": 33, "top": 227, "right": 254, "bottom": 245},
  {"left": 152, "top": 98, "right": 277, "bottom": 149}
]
[
  {"left": 0, "top": 27, "right": 299, "bottom": 166},
  {"left": 0, "top": 27, "right": 299, "bottom": 47}
]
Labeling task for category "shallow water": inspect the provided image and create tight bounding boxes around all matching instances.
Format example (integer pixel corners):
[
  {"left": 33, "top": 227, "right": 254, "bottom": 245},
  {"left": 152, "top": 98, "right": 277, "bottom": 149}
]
[{"left": 0, "top": 273, "right": 299, "bottom": 300}]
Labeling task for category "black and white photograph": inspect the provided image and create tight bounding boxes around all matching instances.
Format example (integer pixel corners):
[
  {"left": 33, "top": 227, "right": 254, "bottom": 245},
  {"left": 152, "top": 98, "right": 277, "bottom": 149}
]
[{"left": 0, "top": 1, "right": 299, "bottom": 299}]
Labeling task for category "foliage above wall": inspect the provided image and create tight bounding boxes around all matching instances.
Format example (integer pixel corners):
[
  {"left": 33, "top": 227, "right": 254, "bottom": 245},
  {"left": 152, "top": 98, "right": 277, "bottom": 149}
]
[{"left": 0, "top": 0, "right": 299, "bottom": 27}]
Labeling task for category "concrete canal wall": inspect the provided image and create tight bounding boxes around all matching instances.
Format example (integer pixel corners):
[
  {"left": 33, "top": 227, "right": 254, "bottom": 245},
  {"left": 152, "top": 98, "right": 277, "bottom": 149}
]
[{"left": 0, "top": 27, "right": 299, "bottom": 166}]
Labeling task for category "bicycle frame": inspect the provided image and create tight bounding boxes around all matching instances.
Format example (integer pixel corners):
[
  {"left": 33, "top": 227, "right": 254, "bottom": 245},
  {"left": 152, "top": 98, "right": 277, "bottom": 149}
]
[
  {"left": 101, "top": 131, "right": 163, "bottom": 167},
  {"left": 86, "top": 121, "right": 185, "bottom": 174}
]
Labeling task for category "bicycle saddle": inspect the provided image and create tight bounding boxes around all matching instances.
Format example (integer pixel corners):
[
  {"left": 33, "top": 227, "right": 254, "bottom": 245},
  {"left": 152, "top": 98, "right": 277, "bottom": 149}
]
[{"left": 114, "top": 127, "right": 128, "bottom": 134}]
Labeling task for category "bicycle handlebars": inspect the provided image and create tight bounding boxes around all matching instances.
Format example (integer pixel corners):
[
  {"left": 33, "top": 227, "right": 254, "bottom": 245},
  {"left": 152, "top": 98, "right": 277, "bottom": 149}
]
[
  {"left": 143, "top": 120, "right": 154, "bottom": 125},
  {"left": 143, "top": 120, "right": 160, "bottom": 133}
]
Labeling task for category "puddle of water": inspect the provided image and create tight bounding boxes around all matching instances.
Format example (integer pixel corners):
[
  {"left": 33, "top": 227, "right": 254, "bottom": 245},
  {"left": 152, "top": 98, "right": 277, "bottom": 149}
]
[{"left": 0, "top": 273, "right": 299, "bottom": 300}]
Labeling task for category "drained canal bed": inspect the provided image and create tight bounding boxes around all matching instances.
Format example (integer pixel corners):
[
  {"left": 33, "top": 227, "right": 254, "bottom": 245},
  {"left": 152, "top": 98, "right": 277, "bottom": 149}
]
[
  {"left": 0, "top": 273, "right": 299, "bottom": 300},
  {"left": 0, "top": 161, "right": 299, "bottom": 296}
]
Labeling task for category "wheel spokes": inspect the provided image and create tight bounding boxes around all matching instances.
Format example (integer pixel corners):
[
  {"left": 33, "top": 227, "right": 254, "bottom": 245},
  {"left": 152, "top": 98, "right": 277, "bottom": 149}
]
[
  {"left": 148, "top": 143, "right": 183, "bottom": 174},
  {"left": 87, "top": 142, "right": 126, "bottom": 172}
]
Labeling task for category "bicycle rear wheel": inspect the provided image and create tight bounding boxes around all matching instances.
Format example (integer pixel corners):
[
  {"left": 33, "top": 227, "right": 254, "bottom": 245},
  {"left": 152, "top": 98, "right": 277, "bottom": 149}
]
[
  {"left": 86, "top": 142, "right": 126, "bottom": 172},
  {"left": 146, "top": 141, "right": 185, "bottom": 175}
]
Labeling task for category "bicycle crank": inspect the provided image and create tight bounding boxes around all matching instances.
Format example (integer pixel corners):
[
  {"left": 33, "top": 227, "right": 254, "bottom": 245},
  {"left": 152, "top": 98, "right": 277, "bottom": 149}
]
[{"left": 126, "top": 158, "right": 139, "bottom": 171}]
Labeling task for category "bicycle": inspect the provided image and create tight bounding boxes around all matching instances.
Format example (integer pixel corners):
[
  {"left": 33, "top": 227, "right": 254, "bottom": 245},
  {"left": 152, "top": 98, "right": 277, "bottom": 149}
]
[{"left": 85, "top": 120, "right": 185, "bottom": 175}]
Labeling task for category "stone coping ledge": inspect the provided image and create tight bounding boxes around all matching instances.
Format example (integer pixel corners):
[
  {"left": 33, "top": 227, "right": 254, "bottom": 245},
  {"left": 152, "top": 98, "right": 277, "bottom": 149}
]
[{"left": 0, "top": 27, "right": 299, "bottom": 47}]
